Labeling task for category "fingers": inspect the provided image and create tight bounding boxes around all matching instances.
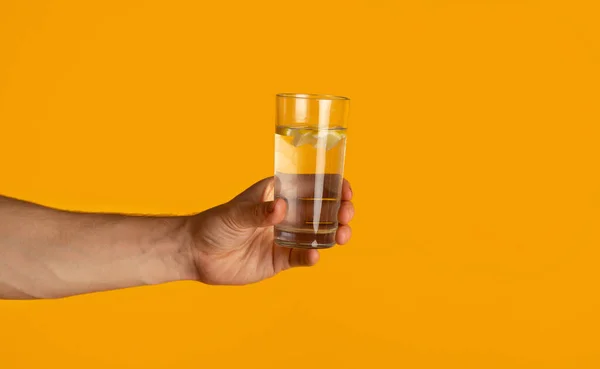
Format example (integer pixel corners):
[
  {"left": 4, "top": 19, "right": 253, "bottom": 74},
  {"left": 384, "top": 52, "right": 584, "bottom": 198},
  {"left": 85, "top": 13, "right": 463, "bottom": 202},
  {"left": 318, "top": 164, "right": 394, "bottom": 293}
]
[
  {"left": 336, "top": 225, "right": 352, "bottom": 245},
  {"left": 288, "top": 248, "right": 320, "bottom": 268},
  {"left": 338, "top": 200, "right": 354, "bottom": 225},
  {"left": 338, "top": 179, "right": 354, "bottom": 245},
  {"left": 273, "top": 246, "right": 320, "bottom": 273},
  {"left": 230, "top": 198, "right": 287, "bottom": 229},
  {"left": 342, "top": 178, "right": 353, "bottom": 201},
  {"left": 234, "top": 177, "right": 275, "bottom": 203}
]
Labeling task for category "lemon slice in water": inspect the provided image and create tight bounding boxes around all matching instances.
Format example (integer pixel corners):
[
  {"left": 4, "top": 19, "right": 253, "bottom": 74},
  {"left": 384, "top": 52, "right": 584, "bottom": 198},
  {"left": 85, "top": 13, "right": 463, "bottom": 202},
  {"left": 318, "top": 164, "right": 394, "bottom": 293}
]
[
  {"left": 292, "top": 130, "right": 318, "bottom": 147},
  {"left": 319, "top": 130, "right": 346, "bottom": 150},
  {"left": 278, "top": 127, "right": 345, "bottom": 150}
]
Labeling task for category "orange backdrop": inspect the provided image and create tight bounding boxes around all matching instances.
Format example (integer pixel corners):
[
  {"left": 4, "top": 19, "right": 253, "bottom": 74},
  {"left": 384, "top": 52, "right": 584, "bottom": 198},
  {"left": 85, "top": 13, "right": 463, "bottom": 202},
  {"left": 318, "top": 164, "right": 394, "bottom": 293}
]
[{"left": 1, "top": 1, "right": 599, "bottom": 368}]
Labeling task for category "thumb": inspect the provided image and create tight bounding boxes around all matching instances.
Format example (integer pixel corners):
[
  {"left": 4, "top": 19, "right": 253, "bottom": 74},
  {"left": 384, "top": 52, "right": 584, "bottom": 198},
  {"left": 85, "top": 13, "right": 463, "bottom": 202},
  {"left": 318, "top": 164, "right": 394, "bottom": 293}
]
[{"left": 229, "top": 198, "right": 286, "bottom": 229}]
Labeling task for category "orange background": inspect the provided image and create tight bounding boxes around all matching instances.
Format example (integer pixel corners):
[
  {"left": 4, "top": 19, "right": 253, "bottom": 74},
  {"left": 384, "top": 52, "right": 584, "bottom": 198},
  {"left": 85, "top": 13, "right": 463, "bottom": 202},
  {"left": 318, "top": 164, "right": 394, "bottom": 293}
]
[{"left": 1, "top": 1, "right": 599, "bottom": 368}]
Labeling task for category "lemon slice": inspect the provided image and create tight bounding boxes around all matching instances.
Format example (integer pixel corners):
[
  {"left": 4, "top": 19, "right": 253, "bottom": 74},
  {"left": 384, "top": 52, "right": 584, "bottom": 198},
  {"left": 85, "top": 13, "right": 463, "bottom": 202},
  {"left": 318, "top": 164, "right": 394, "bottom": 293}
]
[
  {"left": 325, "top": 131, "right": 345, "bottom": 150},
  {"left": 277, "top": 126, "right": 345, "bottom": 150},
  {"left": 275, "top": 126, "right": 294, "bottom": 136},
  {"left": 315, "top": 130, "right": 346, "bottom": 150},
  {"left": 292, "top": 130, "right": 318, "bottom": 147}
]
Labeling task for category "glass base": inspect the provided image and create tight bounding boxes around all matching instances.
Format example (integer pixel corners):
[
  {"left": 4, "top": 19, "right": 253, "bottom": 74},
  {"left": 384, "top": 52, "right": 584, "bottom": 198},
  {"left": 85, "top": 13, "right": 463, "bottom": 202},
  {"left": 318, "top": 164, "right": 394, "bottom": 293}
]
[
  {"left": 274, "top": 227, "right": 337, "bottom": 249},
  {"left": 274, "top": 239, "right": 335, "bottom": 249}
]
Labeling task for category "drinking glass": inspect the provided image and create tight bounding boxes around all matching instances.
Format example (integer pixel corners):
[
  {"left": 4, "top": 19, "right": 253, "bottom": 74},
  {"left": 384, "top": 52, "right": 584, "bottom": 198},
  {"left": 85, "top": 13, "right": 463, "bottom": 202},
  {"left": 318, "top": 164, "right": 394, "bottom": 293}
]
[{"left": 274, "top": 93, "right": 350, "bottom": 248}]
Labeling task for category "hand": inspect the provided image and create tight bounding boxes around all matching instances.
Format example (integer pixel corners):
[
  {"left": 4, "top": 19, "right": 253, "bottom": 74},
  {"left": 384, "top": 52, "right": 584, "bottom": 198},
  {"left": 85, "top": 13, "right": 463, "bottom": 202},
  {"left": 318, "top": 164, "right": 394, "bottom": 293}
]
[{"left": 185, "top": 177, "right": 354, "bottom": 285}]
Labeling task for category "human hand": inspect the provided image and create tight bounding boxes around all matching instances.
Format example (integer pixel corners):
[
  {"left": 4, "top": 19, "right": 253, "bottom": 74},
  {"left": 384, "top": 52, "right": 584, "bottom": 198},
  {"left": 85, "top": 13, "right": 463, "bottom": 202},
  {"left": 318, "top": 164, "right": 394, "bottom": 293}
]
[{"left": 185, "top": 177, "right": 354, "bottom": 285}]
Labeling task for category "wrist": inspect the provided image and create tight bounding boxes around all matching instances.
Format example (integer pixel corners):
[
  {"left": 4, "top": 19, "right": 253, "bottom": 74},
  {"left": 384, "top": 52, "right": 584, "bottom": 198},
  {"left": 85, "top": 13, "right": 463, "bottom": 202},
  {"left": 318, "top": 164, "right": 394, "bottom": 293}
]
[{"left": 154, "top": 216, "right": 200, "bottom": 284}]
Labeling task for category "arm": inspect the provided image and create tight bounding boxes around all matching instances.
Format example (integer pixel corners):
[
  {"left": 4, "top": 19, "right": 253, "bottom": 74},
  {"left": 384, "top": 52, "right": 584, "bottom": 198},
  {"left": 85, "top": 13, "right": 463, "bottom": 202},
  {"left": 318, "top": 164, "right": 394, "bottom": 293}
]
[
  {"left": 0, "top": 177, "right": 354, "bottom": 299},
  {"left": 0, "top": 195, "right": 197, "bottom": 299}
]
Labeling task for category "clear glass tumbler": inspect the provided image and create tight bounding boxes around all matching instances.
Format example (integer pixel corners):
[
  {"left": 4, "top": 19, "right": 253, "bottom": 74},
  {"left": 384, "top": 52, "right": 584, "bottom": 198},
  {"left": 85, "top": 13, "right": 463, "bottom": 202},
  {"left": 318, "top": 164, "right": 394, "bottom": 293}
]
[{"left": 274, "top": 93, "right": 350, "bottom": 248}]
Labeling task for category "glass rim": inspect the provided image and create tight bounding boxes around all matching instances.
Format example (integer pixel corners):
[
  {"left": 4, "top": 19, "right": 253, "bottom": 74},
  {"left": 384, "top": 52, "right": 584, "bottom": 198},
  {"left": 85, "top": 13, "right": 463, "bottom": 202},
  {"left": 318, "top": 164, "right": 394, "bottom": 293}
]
[{"left": 277, "top": 93, "right": 350, "bottom": 101}]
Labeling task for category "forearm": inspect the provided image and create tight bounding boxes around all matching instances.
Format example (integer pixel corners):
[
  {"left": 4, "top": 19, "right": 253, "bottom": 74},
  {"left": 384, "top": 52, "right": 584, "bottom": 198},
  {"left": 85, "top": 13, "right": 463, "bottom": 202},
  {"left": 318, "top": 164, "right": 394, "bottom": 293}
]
[{"left": 0, "top": 195, "right": 197, "bottom": 299}]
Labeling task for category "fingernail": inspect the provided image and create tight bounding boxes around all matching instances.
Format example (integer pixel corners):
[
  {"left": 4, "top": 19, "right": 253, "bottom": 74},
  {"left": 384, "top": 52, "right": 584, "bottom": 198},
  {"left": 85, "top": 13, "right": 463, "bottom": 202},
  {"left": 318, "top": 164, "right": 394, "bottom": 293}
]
[
  {"left": 349, "top": 185, "right": 353, "bottom": 197},
  {"left": 267, "top": 200, "right": 276, "bottom": 213}
]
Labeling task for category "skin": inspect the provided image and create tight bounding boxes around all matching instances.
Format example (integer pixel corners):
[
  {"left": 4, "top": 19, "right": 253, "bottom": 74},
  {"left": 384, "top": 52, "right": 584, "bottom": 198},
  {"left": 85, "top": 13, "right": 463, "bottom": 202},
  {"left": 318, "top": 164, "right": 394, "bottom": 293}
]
[{"left": 0, "top": 177, "right": 354, "bottom": 299}]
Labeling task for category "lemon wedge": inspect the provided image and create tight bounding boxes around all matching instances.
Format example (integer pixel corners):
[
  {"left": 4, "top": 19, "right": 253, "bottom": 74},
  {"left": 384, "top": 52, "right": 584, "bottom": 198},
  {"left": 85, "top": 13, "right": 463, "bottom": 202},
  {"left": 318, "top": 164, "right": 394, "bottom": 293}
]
[
  {"left": 292, "top": 130, "right": 318, "bottom": 147},
  {"left": 318, "top": 130, "right": 346, "bottom": 150},
  {"left": 277, "top": 126, "right": 346, "bottom": 150},
  {"left": 275, "top": 126, "right": 294, "bottom": 136}
]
